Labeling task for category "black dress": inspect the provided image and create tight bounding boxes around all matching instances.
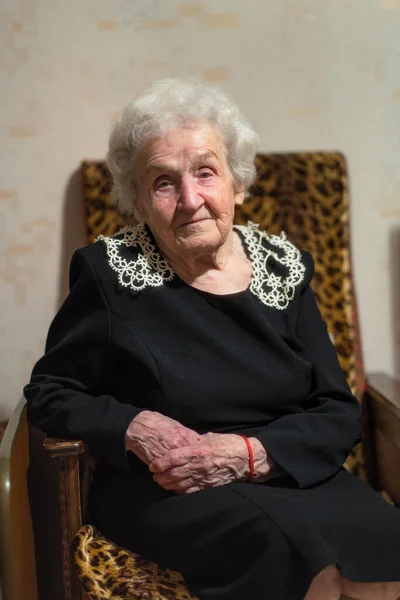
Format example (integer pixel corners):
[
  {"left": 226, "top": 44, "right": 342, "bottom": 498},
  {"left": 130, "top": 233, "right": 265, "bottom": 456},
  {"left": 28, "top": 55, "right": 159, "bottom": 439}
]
[{"left": 25, "top": 222, "right": 400, "bottom": 600}]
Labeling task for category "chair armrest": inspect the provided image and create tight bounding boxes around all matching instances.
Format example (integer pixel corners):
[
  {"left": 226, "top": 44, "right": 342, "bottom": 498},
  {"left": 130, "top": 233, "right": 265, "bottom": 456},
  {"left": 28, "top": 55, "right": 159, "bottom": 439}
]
[
  {"left": 367, "top": 372, "right": 400, "bottom": 417},
  {"left": 0, "top": 397, "right": 38, "bottom": 600},
  {"left": 43, "top": 437, "right": 84, "bottom": 458},
  {"left": 367, "top": 372, "right": 400, "bottom": 507},
  {"left": 43, "top": 437, "right": 84, "bottom": 600}
]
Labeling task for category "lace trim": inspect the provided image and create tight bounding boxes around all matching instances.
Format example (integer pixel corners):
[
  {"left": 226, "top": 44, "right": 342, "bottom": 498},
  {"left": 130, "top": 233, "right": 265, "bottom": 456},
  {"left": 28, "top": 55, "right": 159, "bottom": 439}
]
[
  {"left": 234, "top": 222, "right": 305, "bottom": 310},
  {"left": 97, "top": 224, "right": 174, "bottom": 290},
  {"left": 97, "top": 221, "right": 305, "bottom": 308}
]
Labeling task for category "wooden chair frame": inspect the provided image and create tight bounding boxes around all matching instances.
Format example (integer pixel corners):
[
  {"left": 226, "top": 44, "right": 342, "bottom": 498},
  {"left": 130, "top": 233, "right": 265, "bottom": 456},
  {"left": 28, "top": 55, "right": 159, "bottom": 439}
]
[{"left": 0, "top": 397, "right": 38, "bottom": 600}]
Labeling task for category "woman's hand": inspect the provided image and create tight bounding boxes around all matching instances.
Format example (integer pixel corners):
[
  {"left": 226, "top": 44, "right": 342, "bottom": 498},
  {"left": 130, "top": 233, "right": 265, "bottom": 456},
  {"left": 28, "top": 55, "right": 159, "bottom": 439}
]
[
  {"left": 149, "top": 433, "right": 273, "bottom": 494},
  {"left": 125, "top": 410, "right": 201, "bottom": 466}
]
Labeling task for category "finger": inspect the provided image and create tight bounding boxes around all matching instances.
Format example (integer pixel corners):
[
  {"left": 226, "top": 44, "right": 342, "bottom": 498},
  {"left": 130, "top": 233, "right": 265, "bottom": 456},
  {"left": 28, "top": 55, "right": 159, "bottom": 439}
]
[
  {"left": 149, "top": 448, "right": 191, "bottom": 473},
  {"left": 182, "top": 486, "right": 201, "bottom": 494},
  {"left": 153, "top": 466, "right": 191, "bottom": 485},
  {"left": 155, "top": 477, "right": 194, "bottom": 493}
]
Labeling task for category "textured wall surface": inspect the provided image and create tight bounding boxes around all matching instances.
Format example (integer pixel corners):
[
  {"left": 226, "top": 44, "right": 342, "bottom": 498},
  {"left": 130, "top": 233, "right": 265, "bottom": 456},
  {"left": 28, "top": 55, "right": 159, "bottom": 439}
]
[{"left": 1, "top": 0, "right": 400, "bottom": 418}]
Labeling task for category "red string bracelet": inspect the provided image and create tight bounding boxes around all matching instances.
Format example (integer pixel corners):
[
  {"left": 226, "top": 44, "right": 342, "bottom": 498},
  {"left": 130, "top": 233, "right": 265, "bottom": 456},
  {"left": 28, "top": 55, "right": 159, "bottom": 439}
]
[{"left": 240, "top": 435, "right": 255, "bottom": 480}]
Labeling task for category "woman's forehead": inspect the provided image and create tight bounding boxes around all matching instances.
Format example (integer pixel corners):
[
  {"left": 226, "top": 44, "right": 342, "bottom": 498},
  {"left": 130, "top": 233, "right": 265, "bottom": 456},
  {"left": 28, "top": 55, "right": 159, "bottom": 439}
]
[{"left": 139, "top": 124, "right": 226, "bottom": 172}]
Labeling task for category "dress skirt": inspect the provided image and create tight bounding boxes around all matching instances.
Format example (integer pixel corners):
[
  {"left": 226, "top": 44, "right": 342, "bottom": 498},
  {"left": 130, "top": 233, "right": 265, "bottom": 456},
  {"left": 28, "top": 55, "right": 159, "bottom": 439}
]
[{"left": 89, "top": 460, "right": 400, "bottom": 600}]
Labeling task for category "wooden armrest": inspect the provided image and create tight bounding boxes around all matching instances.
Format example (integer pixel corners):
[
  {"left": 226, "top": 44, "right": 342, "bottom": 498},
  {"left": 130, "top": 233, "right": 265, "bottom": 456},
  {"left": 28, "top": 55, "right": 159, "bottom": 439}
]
[
  {"left": 367, "top": 372, "right": 400, "bottom": 417},
  {"left": 367, "top": 372, "right": 400, "bottom": 506},
  {"left": 43, "top": 437, "right": 84, "bottom": 458},
  {"left": 42, "top": 437, "right": 84, "bottom": 600},
  {"left": 0, "top": 397, "right": 38, "bottom": 600}
]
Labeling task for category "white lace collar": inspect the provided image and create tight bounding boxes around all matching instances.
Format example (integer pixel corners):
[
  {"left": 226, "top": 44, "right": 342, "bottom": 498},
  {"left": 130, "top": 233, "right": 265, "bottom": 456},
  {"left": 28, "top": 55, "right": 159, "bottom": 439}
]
[{"left": 97, "top": 221, "right": 305, "bottom": 310}]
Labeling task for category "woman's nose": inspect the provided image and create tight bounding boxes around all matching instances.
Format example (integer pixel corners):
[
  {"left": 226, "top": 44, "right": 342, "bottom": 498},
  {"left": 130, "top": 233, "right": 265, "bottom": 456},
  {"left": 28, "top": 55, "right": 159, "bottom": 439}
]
[{"left": 178, "top": 177, "right": 203, "bottom": 210}]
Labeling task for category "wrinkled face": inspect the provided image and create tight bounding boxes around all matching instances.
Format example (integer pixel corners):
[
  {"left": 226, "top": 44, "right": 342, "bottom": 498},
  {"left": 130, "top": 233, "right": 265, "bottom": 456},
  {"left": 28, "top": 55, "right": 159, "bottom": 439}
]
[{"left": 134, "top": 124, "right": 244, "bottom": 257}]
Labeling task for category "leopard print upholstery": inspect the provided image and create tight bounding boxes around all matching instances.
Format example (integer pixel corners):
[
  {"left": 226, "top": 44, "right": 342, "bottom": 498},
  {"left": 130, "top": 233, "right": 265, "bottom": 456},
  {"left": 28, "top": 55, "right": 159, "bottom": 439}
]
[
  {"left": 77, "top": 153, "right": 371, "bottom": 599},
  {"left": 73, "top": 525, "right": 198, "bottom": 600}
]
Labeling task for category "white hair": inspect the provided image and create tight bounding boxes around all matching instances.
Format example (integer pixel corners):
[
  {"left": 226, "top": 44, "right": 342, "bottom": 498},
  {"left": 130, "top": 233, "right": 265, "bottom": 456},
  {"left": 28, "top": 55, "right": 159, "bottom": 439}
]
[{"left": 107, "top": 78, "right": 260, "bottom": 217}]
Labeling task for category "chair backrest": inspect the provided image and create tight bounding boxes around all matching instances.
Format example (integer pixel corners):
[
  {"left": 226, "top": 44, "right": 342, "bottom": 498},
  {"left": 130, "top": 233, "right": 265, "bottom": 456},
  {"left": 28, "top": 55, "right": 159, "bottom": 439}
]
[
  {"left": 82, "top": 152, "right": 365, "bottom": 401},
  {"left": 0, "top": 397, "right": 38, "bottom": 600}
]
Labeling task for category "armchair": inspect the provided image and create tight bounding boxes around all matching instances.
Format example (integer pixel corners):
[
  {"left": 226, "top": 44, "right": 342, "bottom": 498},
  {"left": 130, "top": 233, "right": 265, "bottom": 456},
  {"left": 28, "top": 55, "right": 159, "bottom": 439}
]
[{"left": 1, "top": 152, "right": 398, "bottom": 600}]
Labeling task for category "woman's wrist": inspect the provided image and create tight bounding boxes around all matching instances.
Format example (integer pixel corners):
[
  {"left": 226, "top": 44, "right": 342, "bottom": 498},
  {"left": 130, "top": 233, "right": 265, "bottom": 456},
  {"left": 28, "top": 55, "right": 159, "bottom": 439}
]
[
  {"left": 247, "top": 437, "right": 276, "bottom": 482},
  {"left": 125, "top": 410, "right": 152, "bottom": 451}
]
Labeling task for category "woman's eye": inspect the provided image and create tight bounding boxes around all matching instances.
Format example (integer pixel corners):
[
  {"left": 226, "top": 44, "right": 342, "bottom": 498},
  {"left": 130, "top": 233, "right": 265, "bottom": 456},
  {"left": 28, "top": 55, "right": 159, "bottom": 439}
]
[
  {"left": 156, "top": 179, "right": 171, "bottom": 190},
  {"left": 199, "top": 169, "right": 213, "bottom": 179}
]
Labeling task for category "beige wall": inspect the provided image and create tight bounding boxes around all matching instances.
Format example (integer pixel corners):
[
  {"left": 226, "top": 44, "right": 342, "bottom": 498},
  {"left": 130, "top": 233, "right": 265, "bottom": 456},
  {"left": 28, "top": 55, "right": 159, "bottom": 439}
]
[{"left": 1, "top": 0, "right": 400, "bottom": 419}]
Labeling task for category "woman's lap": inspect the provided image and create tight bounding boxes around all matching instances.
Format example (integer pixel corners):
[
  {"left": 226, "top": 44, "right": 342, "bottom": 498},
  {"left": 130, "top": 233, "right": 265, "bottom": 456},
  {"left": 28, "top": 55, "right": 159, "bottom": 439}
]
[
  {"left": 88, "top": 466, "right": 400, "bottom": 599},
  {"left": 89, "top": 469, "right": 312, "bottom": 599}
]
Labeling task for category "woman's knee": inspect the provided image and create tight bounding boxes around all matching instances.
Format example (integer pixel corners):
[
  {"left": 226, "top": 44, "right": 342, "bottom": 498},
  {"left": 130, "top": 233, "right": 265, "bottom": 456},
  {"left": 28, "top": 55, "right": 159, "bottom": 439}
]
[
  {"left": 304, "top": 565, "right": 341, "bottom": 600},
  {"left": 341, "top": 577, "right": 400, "bottom": 600}
]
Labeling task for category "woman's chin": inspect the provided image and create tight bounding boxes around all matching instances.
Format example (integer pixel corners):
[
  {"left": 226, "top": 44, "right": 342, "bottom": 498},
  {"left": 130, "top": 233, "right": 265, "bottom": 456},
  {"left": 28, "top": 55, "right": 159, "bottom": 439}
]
[
  {"left": 175, "top": 229, "right": 222, "bottom": 253},
  {"left": 176, "top": 218, "right": 213, "bottom": 233}
]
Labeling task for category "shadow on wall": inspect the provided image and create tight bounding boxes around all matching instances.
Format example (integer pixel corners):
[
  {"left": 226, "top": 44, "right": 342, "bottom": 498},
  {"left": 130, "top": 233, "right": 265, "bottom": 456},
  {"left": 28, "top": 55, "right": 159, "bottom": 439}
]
[
  {"left": 390, "top": 227, "right": 400, "bottom": 381},
  {"left": 58, "top": 168, "right": 87, "bottom": 306}
]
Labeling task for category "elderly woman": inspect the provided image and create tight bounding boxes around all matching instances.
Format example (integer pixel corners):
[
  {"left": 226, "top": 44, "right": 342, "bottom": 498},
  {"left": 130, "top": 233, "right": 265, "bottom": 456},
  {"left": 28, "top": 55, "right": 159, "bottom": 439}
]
[{"left": 25, "top": 79, "right": 400, "bottom": 600}]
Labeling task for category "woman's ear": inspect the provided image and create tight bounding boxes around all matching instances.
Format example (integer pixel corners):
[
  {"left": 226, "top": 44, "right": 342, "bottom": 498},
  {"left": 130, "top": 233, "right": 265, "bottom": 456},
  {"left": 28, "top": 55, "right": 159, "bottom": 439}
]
[
  {"left": 130, "top": 177, "right": 144, "bottom": 221},
  {"left": 234, "top": 187, "right": 245, "bottom": 206},
  {"left": 132, "top": 196, "right": 143, "bottom": 222}
]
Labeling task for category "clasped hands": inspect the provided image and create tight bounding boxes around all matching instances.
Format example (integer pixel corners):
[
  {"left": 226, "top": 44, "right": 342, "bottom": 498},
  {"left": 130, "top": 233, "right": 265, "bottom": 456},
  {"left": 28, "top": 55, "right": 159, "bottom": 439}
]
[{"left": 125, "top": 410, "right": 273, "bottom": 494}]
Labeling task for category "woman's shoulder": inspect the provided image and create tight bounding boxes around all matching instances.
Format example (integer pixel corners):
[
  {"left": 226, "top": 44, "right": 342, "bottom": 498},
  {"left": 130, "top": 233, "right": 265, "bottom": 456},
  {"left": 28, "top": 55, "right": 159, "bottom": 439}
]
[
  {"left": 235, "top": 221, "right": 311, "bottom": 257},
  {"left": 78, "top": 223, "right": 174, "bottom": 293},
  {"left": 74, "top": 224, "right": 145, "bottom": 268}
]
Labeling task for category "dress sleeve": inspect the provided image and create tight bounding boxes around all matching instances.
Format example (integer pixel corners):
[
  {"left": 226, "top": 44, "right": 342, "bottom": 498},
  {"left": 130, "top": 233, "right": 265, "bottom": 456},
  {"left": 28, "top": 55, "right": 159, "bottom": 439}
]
[
  {"left": 253, "top": 251, "right": 362, "bottom": 488},
  {"left": 24, "top": 248, "right": 141, "bottom": 472}
]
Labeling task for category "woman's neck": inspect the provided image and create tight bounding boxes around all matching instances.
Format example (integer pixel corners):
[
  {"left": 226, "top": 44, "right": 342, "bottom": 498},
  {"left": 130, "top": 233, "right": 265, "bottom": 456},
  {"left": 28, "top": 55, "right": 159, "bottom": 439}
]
[{"left": 155, "top": 230, "right": 252, "bottom": 294}]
